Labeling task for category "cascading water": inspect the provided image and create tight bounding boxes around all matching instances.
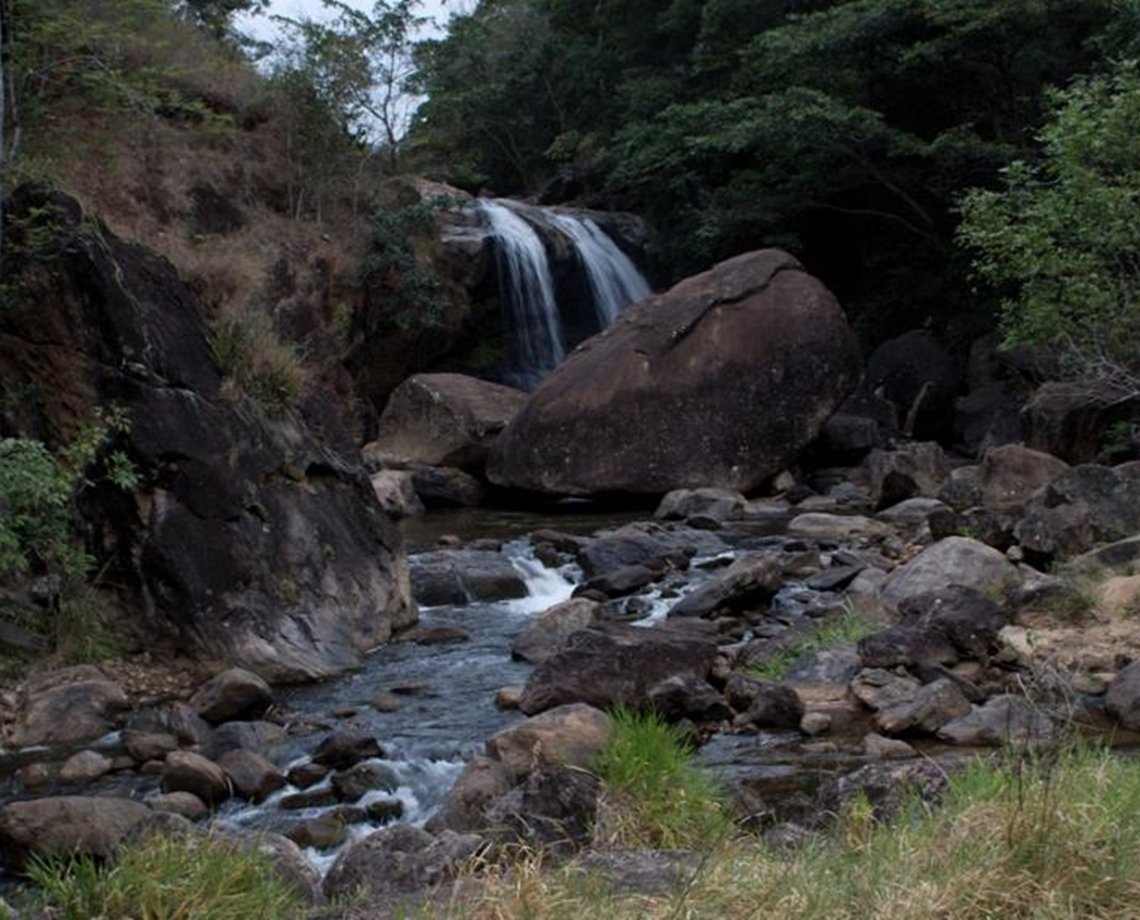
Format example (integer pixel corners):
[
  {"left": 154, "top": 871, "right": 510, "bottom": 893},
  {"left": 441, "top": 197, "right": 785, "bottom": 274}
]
[
  {"left": 549, "top": 212, "right": 651, "bottom": 326},
  {"left": 478, "top": 198, "right": 651, "bottom": 388},
  {"left": 477, "top": 200, "right": 566, "bottom": 388}
]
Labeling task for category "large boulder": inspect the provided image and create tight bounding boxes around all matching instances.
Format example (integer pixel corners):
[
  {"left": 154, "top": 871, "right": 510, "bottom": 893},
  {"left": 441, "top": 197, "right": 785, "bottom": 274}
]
[
  {"left": 519, "top": 623, "right": 719, "bottom": 715},
  {"left": 881, "top": 537, "right": 1021, "bottom": 608},
  {"left": 488, "top": 250, "right": 860, "bottom": 494},
  {"left": 409, "top": 549, "right": 528, "bottom": 607},
  {"left": 0, "top": 188, "right": 415, "bottom": 683},
  {"left": 11, "top": 666, "right": 129, "bottom": 747},
  {"left": 486, "top": 703, "right": 613, "bottom": 780},
  {"left": 365, "top": 373, "right": 527, "bottom": 472},
  {"left": 864, "top": 330, "right": 961, "bottom": 441},
  {"left": 511, "top": 598, "right": 600, "bottom": 664},
  {"left": 1022, "top": 382, "right": 1139, "bottom": 463},
  {"left": 0, "top": 796, "right": 151, "bottom": 869}
]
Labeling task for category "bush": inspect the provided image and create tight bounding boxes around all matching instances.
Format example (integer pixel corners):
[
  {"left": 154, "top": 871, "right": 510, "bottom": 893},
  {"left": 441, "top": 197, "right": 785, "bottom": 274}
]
[
  {"left": 958, "top": 62, "right": 1140, "bottom": 399},
  {"left": 592, "top": 708, "right": 729, "bottom": 849},
  {"left": 210, "top": 309, "right": 305, "bottom": 415},
  {"left": 26, "top": 832, "right": 306, "bottom": 920}
]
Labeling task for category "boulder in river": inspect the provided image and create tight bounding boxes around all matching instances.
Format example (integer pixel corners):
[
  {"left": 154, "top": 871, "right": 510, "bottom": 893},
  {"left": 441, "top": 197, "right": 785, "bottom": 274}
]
[
  {"left": 0, "top": 796, "right": 150, "bottom": 869},
  {"left": 190, "top": 667, "right": 273, "bottom": 725},
  {"left": 488, "top": 249, "right": 860, "bottom": 494},
  {"left": 486, "top": 703, "right": 612, "bottom": 780},
  {"left": 409, "top": 549, "right": 528, "bottom": 607}
]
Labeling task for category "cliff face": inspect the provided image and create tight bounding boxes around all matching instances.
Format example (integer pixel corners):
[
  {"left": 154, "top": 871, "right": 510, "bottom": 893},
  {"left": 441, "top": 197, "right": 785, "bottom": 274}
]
[{"left": 0, "top": 186, "right": 415, "bottom": 682}]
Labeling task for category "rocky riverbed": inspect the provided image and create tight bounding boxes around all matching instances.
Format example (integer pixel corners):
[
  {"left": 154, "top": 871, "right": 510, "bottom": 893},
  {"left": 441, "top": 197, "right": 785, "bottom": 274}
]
[{"left": 3, "top": 439, "right": 1140, "bottom": 913}]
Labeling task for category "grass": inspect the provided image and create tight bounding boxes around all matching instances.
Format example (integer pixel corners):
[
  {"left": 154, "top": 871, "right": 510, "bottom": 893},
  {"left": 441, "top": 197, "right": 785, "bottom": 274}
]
[
  {"left": 25, "top": 832, "right": 306, "bottom": 920},
  {"left": 749, "top": 608, "right": 876, "bottom": 681},
  {"left": 210, "top": 308, "right": 306, "bottom": 416},
  {"left": 430, "top": 745, "right": 1140, "bottom": 919},
  {"left": 592, "top": 708, "right": 730, "bottom": 850}
]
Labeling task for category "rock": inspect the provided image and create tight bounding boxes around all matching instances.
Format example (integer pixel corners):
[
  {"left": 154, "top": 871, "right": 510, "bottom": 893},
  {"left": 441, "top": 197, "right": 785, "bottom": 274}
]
[
  {"left": 874, "top": 678, "right": 972, "bottom": 735},
  {"left": 971, "top": 444, "right": 1070, "bottom": 511},
  {"left": 146, "top": 791, "right": 209, "bottom": 821},
  {"left": 668, "top": 554, "right": 782, "bottom": 619},
  {"left": 366, "top": 798, "right": 405, "bottom": 823},
  {"left": 495, "top": 686, "right": 523, "bottom": 710},
  {"left": 577, "top": 522, "right": 716, "bottom": 579},
  {"left": 216, "top": 750, "right": 286, "bottom": 802},
  {"left": 211, "top": 720, "right": 287, "bottom": 755},
  {"left": 511, "top": 598, "right": 600, "bottom": 664},
  {"left": 427, "top": 756, "right": 514, "bottom": 834},
  {"left": 162, "top": 751, "right": 231, "bottom": 806},
  {"left": 0, "top": 189, "right": 416, "bottom": 682},
  {"left": 816, "top": 760, "right": 949, "bottom": 825},
  {"left": 369, "top": 470, "right": 425, "bottom": 519},
  {"left": 864, "top": 330, "right": 960, "bottom": 442},
  {"left": 741, "top": 681, "right": 805, "bottom": 729},
  {"left": 281, "top": 789, "right": 338, "bottom": 810},
  {"left": 322, "top": 825, "right": 484, "bottom": 902},
  {"left": 882, "top": 536, "right": 1020, "bottom": 608},
  {"left": 582, "top": 564, "right": 657, "bottom": 599},
  {"left": 331, "top": 762, "right": 400, "bottom": 801},
  {"left": 484, "top": 765, "right": 600, "bottom": 853},
  {"left": 518, "top": 624, "right": 719, "bottom": 715},
  {"left": 366, "top": 373, "right": 527, "bottom": 471},
  {"left": 190, "top": 668, "right": 273, "bottom": 725},
  {"left": 937, "top": 696, "right": 1055, "bottom": 747},
  {"left": 488, "top": 250, "right": 860, "bottom": 494},
  {"left": 1097, "top": 575, "right": 1140, "bottom": 618},
  {"left": 1021, "top": 381, "right": 1138, "bottom": 463},
  {"left": 287, "top": 762, "right": 330, "bottom": 788},
  {"left": 864, "top": 442, "right": 951, "bottom": 508},
  {"left": 898, "top": 585, "right": 1007, "bottom": 661},
  {"left": 648, "top": 675, "right": 732, "bottom": 722},
  {"left": 655, "top": 488, "right": 746, "bottom": 523},
  {"left": 58, "top": 750, "right": 114, "bottom": 785},
  {"left": 851, "top": 669, "right": 923, "bottom": 712},
  {"left": 876, "top": 497, "right": 951, "bottom": 527},
  {"left": 123, "top": 730, "right": 180, "bottom": 764},
  {"left": 312, "top": 726, "right": 384, "bottom": 769},
  {"left": 1105, "top": 661, "right": 1140, "bottom": 731},
  {"left": 12, "top": 667, "right": 129, "bottom": 747},
  {"left": 286, "top": 816, "right": 348, "bottom": 850},
  {"left": 410, "top": 549, "right": 528, "bottom": 606},
  {"left": 571, "top": 850, "right": 702, "bottom": 896},
  {"left": 800, "top": 712, "right": 832, "bottom": 736},
  {"left": 786, "top": 645, "right": 861, "bottom": 684},
  {"left": 1015, "top": 463, "right": 1140, "bottom": 560},
  {"left": 787, "top": 513, "right": 891, "bottom": 542},
  {"left": 862, "top": 733, "right": 917, "bottom": 759},
  {"left": 0, "top": 796, "right": 151, "bottom": 868},
  {"left": 486, "top": 703, "right": 612, "bottom": 780},
  {"left": 225, "top": 829, "right": 324, "bottom": 906},
  {"left": 410, "top": 466, "right": 485, "bottom": 508}
]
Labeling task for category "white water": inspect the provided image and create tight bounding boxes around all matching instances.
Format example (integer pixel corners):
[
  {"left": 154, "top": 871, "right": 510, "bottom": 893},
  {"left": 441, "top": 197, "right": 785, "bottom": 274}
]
[
  {"left": 478, "top": 200, "right": 566, "bottom": 387},
  {"left": 549, "top": 212, "right": 651, "bottom": 326}
]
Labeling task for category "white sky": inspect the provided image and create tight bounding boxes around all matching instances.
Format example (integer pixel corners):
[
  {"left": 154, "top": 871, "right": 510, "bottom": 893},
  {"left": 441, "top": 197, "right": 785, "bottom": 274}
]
[{"left": 237, "top": 0, "right": 472, "bottom": 44}]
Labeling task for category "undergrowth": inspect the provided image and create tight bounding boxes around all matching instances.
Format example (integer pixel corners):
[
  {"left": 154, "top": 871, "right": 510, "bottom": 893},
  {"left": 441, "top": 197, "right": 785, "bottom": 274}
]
[
  {"left": 592, "top": 707, "right": 729, "bottom": 849},
  {"left": 438, "top": 745, "right": 1140, "bottom": 919},
  {"left": 750, "top": 608, "right": 876, "bottom": 681},
  {"left": 210, "top": 308, "right": 306, "bottom": 415},
  {"left": 25, "top": 832, "right": 306, "bottom": 920}
]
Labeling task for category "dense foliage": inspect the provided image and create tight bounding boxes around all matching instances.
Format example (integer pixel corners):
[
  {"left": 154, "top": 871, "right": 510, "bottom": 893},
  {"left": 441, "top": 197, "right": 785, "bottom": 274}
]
[{"left": 411, "top": 0, "right": 1130, "bottom": 336}]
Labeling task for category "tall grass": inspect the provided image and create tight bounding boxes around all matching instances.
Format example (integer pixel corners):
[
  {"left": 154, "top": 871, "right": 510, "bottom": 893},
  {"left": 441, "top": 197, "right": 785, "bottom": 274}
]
[
  {"left": 592, "top": 708, "right": 729, "bottom": 849},
  {"left": 436, "top": 745, "right": 1140, "bottom": 919},
  {"left": 26, "top": 832, "right": 306, "bottom": 919},
  {"left": 210, "top": 309, "right": 305, "bottom": 416}
]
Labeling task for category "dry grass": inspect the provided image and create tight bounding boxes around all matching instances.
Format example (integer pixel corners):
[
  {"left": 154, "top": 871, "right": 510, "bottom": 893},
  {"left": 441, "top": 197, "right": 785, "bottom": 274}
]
[{"left": 424, "top": 746, "right": 1140, "bottom": 920}]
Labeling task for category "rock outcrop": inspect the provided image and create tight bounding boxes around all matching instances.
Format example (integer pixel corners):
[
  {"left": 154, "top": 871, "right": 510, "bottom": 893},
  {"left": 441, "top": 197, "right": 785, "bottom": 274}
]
[
  {"left": 0, "top": 187, "right": 414, "bottom": 682},
  {"left": 488, "top": 249, "right": 860, "bottom": 495}
]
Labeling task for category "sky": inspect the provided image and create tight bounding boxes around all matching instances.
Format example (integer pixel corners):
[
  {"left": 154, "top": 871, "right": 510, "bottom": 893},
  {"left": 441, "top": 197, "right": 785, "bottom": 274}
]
[{"left": 236, "top": 0, "right": 472, "bottom": 44}]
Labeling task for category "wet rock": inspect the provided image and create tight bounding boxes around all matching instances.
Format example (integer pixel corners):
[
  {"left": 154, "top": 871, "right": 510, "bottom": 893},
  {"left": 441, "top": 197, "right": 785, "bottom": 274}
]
[
  {"left": 648, "top": 675, "right": 732, "bottom": 722},
  {"left": 226, "top": 829, "right": 324, "bottom": 906},
  {"left": 937, "top": 696, "right": 1055, "bottom": 747},
  {"left": 411, "top": 466, "right": 485, "bottom": 508},
  {"left": 216, "top": 750, "right": 286, "bottom": 803},
  {"left": 331, "top": 762, "right": 400, "bottom": 801},
  {"left": 583, "top": 564, "right": 657, "bottom": 598},
  {"left": 495, "top": 686, "right": 522, "bottom": 710},
  {"left": 488, "top": 250, "right": 861, "bottom": 495},
  {"left": 518, "top": 624, "right": 719, "bottom": 715},
  {"left": 428, "top": 756, "right": 514, "bottom": 834},
  {"left": 487, "top": 703, "right": 612, "bottom": 781},
  {"left": 804, "top": 565, "right": 865, "bottom": 592},
  {"left": 882, "top": 536, "right": 1020, "bottom": 608},
  {"left": 312, "top": 726, "right": 384, "bottom": 769},
  {"left": 12, "top": 667, "right": 129, "bottom": 747},
  {"left": 322, "top": 824, "right": 484, "bottom": 901},
  {"left": 655, "top": 488, "right": 746, "bottom": 523},
  {"left": 874, "top": 678, "right": 972, "bottom": 735},
  {"left": 0, "top": 796, "right": 150, "bottom": 869},
  {"left": 1105, "top": 661, "right": 1140, "bottom": 731},
  {"left": 485, "top": 765, "right": 600, "bottom": 853},
  {"left": 146, "top": 791, "right": 209, "bottom": 821},
  {"left": 410, "top": 549, "right": 528, "bottom": 606},
  {"left": 211, "top": 720, "right": 286, "bottom": 755},
  {"left": 366, "top": 373, "right": 526, "bottom": 471},
  {"left": 287, "top": 816, "right": 348, "bottom": 850},
  {"left": 281, "top": 788, "right": 338, "bottom": 810},
  {"left": 123, "top": 730, "right": 180, "bottom": 764},
  {"left": 366, "top": 798, "right": 405, "bottom": 824},
  {"left": 577, "top": 523, "right": 712, "bottom": 580},
  {"left": 162, "top": 751, "right": 231, "bottom": 806},
  {"left": 190, "top": 668, "right": 273, "bottom": 725},
  {"left": 58, "top": 750, "right": 114, "bottom": 785},
  {"left": 287, "top": 762, "right": 330, "bottom": 789},
  {"left": 668, "top": 554, "right": 782, "bottom": 619},
  {"left": 370, "top": 470, "right": 425, "bottom": 519}
]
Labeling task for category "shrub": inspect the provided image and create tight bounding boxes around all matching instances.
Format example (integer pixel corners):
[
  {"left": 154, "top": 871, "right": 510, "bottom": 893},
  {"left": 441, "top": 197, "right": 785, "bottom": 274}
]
[
  {"left": 26, "top": 832, "right": 306, "bottom": 920},
  {"left": 358, "top": 202, "right": 449, "bottom": 333},
  {"left": 592, "top": 707, "right": 729, "bottom": 849},
  {"left": 210, "top": 309, "right": 305, "bottom": 415}
]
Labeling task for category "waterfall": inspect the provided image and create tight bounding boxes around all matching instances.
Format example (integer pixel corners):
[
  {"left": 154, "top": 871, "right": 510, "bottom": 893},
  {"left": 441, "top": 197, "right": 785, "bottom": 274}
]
[
  {"left": 477, "top": 200, "right": 565, "bottom": 388},
  {"left": 548, "top": 213, "right": 651, "bottom": 326},
  {"left": 477, "top": 198, "right": 651, "bottom": 388}
]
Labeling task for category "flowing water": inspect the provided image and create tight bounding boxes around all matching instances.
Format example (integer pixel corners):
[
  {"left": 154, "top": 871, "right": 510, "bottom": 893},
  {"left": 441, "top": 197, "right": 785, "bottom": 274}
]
[{"left": 548, "top": 212, "right": 651, "bottom": 326}]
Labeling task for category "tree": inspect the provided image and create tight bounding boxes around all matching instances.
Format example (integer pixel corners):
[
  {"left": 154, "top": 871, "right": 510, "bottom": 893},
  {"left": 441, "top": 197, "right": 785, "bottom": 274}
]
[
  {"left": 958, "top": 63, "right": 1140, "bottom": 400},
  {"left": 176, "top": 0, "right": 268, "bottom": 41}
]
